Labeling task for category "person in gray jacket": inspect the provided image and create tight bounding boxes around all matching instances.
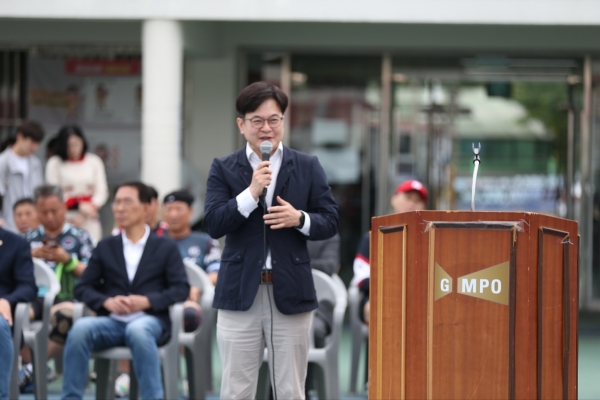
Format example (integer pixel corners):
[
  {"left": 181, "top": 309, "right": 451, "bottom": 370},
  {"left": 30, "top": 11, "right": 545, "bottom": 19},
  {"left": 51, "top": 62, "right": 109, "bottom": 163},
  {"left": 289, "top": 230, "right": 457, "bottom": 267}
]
[{"left": 0, "top": 121, "right": 45, "bottom": 232}]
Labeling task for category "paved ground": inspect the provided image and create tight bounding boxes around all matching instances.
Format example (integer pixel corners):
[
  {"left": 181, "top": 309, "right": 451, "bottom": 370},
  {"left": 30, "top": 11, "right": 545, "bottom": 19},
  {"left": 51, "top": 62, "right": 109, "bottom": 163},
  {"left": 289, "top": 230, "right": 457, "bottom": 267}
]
[{"left": 19, "top": 315, "right": 600, "bottom": 399}]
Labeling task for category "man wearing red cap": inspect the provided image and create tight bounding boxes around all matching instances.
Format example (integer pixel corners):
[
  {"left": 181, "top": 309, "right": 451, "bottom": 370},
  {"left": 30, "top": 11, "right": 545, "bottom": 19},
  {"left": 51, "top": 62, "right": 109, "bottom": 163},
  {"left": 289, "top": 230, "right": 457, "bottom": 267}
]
[{"left": 351, "top": 179, "right": 428, "bottom": 324}]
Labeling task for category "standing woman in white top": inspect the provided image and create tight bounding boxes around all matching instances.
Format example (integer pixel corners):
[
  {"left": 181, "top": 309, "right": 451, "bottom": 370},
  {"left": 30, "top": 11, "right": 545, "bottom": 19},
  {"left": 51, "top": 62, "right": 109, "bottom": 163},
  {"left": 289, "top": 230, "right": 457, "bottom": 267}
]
[{"left": 46, "top": 126, "right": 108, "bottom": 241}]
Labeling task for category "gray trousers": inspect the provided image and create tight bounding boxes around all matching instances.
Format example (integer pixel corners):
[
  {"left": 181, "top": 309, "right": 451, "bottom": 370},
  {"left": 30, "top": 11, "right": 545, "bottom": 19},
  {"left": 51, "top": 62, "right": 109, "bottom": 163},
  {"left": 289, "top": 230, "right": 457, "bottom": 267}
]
[{"left": 217, "top": 284, "right": 312, "bottom": 400}]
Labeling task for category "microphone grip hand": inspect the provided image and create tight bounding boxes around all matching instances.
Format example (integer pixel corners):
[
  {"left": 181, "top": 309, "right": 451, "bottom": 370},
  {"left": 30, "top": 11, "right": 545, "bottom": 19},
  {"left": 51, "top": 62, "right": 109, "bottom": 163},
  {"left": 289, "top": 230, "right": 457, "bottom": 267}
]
[{"left": 250, "top": 160, "right": 272, "bottom": 200}]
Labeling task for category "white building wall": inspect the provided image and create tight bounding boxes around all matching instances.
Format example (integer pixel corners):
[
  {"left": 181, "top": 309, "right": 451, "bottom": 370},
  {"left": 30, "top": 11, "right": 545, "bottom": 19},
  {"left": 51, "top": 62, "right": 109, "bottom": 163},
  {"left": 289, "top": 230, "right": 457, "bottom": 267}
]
[{"left": 4, "top": 0, "right": 600, "bottom": 26}]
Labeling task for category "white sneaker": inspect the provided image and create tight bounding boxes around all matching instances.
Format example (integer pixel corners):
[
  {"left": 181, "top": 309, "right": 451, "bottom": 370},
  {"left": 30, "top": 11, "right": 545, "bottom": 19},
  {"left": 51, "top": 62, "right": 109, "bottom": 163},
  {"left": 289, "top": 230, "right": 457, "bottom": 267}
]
[{"left": 114, "top": 372, "right": 130, "bottom": 398}]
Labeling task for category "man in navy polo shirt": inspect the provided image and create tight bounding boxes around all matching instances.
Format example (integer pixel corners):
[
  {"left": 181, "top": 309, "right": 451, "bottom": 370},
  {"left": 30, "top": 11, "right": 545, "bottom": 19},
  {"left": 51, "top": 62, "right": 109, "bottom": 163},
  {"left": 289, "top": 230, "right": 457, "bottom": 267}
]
[{"left": 162, "top": 190, "right": 221, "bottom": 331}]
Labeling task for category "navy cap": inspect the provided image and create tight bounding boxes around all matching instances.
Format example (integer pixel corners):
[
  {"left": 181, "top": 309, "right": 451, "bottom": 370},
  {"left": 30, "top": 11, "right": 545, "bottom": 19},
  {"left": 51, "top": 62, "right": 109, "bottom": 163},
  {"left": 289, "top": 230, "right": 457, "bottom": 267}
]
[{"left": 163, "top": 190, "right": 194, "bottom": 206}]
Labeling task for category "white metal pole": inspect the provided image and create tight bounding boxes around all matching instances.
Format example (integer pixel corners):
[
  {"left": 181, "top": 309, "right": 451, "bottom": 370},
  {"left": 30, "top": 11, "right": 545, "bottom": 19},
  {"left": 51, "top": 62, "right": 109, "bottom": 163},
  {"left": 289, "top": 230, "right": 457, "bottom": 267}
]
[{"left": 471, "top": 143, "right": 481, "bottom": 212}]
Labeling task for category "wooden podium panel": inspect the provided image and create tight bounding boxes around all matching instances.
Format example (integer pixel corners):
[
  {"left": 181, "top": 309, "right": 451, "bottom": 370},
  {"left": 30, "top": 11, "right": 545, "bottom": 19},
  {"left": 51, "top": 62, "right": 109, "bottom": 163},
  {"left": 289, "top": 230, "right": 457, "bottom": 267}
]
[
  {"left": 429, "top": 222, "right": 515, "bottom": 399},
  {"left": 369, "top": 212, "right": 578, "bottom": 400}
]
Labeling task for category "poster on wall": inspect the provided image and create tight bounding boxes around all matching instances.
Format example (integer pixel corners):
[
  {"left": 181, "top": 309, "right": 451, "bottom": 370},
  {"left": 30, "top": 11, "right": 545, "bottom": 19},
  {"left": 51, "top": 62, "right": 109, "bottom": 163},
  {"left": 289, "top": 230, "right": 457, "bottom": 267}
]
[
  {"left": 82, "top": 78, "right": 142, "bottom": 125},
  {"left": 28, "top": 58, "right": 142, "bottom": 185}
]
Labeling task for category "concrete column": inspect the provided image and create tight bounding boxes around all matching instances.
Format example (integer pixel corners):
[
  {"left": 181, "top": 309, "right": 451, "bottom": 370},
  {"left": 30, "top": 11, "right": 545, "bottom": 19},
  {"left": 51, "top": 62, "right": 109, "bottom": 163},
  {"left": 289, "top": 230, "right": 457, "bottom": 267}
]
[{"left": 141, "top": 19, "right": 182, "bottom": 197}]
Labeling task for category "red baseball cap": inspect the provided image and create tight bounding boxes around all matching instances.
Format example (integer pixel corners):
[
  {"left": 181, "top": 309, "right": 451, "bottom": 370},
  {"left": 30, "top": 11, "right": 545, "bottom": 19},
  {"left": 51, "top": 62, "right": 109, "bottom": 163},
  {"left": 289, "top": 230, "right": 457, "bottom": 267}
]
[{"left": 395, "top": 180, "right": 428, "bottom": 203}]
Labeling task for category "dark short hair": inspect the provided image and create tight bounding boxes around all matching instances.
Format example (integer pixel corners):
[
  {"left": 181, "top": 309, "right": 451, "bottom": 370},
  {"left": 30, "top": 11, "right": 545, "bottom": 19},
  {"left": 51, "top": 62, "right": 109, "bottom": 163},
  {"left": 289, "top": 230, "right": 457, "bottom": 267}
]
[
  {"left": 116, "top": 181, "right": 153, "bottom": 204},
  {"left": 146, "top": 185, "right": 159, "bottom": 201},
  {"left": 34, "top": 185, "right": 64, "bottom": 203},
  {"left": 16, "top": 121, "right": 45, "bottom": 143},
  {"left": 55, "top": 125, "right": 89, "bottom": 161},
  {"left": 13, "top": 197, "right": 35, "bottom": 211},
  {"left": 236, "top": 81, "right": 288, "bottom": 117}
]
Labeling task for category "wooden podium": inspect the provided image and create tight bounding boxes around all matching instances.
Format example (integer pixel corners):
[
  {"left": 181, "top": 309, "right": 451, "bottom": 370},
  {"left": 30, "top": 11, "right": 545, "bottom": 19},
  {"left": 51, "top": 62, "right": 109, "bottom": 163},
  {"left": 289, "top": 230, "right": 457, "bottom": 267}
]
[{"left": 369, "top": 211, "right": 578, "bottom": 400}]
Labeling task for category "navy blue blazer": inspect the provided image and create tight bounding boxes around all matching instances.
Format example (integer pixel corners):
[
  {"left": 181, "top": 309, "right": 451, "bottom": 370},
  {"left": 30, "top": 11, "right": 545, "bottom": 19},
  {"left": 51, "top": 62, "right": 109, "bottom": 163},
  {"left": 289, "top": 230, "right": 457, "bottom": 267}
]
[
  {"left": 74, "top": 233, "right": 190, "bottom": 333},
  {"left": 0, "top": 228, "right": 37, "bottom": 309},
  {"left": 204, "top": 146, "right": 339, "bottom": 315}
]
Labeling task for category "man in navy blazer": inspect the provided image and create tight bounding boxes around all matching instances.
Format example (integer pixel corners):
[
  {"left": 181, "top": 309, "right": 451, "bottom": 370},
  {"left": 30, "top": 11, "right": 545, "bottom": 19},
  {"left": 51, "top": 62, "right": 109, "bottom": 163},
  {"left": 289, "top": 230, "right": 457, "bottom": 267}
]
[
  {"left": 205, "top": 81, "right": 338, "bottom": 399},
  {"left": 61, "top": 182, "right": 189, "bottom": 400},
  {"left": 0, "top": 227, "right": 37, "bottom": 399}
]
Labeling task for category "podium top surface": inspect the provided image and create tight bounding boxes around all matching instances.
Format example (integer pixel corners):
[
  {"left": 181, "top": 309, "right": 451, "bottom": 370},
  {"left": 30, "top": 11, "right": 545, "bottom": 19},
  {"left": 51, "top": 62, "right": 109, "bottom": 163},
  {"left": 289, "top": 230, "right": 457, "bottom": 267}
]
[{"left": 372, "top": 210, "right": 577, "bottom": 228}]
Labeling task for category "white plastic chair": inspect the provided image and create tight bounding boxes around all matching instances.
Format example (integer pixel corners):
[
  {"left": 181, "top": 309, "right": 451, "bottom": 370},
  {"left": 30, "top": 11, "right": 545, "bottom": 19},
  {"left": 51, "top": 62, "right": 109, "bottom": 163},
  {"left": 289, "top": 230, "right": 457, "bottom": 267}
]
[
  {"left": 72, "top": 302, "right": 184, "bottom": 400},
  {"left": 9, "top": 302, "right": 29, "bottom": 399},
  {"left": 308, "top": 270, "right": 347, "bottom": 399},
  {"left": 257, "top": 270, "right": 347, "bottom": 399},
  {"left": 20, "top": 258, "right": 61, "bottom": 400},
  {"left": 331, "top": 273, "right": 348, "bottom": 302},
  {"left": 180, "top": 259, "right": 216, "bottom": 400},
  {"left": 349, "top": 284, "right": 369, "bottom": 394}
]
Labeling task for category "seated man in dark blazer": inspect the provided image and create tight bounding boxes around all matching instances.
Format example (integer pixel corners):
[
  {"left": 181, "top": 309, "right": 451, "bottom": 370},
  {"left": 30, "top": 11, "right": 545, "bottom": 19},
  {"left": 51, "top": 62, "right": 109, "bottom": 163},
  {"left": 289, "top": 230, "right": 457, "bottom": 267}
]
[
  {"left": 204, "top": 81, "right": 339, "bottom": 400},
  {"left": 0, "top": 227, "right": 37, "bottom": 399},
  {"left": 61, "top": 182, "right": 189, "bottom": 400}
]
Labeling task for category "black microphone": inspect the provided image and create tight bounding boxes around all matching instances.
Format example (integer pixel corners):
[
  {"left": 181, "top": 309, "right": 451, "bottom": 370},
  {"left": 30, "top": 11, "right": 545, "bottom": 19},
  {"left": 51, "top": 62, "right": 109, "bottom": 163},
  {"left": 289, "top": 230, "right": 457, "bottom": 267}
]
[{"left": 260, "top": 141, "right": 273, "bottom": 196}]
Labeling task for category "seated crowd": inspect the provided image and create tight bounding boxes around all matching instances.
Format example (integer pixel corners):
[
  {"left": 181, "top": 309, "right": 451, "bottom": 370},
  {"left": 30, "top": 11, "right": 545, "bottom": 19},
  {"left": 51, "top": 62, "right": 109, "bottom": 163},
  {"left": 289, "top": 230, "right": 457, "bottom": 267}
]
[
  {"left": 0, "top": 181, "right": 222, "bottom": 399},
  {"left": 0, "top": 182, "right": 345, "bottom": 400}
]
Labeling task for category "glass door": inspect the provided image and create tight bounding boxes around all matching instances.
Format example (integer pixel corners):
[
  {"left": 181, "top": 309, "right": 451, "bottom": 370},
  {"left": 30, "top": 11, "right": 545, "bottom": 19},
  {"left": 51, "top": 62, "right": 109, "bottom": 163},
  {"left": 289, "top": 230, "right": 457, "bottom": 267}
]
[
  {"left": 288, "top": 55, "right": 381, "bottom": 280},
  {"left": 390, "top": 56, "right": 580, "bottom": 215}
]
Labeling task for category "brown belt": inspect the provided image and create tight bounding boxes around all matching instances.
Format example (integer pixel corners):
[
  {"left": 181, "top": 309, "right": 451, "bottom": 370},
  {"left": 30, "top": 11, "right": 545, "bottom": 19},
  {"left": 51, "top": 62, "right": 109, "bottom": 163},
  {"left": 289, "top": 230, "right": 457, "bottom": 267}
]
[{"left": 260, "top": 270, "right": 273, "bottom": 284}]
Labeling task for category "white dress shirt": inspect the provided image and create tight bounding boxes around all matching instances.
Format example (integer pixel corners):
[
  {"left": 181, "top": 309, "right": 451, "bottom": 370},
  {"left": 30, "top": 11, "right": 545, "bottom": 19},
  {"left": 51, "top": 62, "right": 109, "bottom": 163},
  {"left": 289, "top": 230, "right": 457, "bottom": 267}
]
[
  {"left": 109, "top": 225, "right": 150, "bottom": 323},
  {"left": 236, "top": 142, "right": 311, "bottom": 269}
]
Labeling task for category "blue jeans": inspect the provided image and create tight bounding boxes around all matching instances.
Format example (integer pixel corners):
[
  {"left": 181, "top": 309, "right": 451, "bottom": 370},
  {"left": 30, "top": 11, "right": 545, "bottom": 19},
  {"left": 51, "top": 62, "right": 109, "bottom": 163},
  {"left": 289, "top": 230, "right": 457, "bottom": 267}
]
[
  {"left": 61, "top": 315, "right": 164, "bottom": 400},
  {"left": 0, "top": 317, "right": 13, "bottom": 400}
]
